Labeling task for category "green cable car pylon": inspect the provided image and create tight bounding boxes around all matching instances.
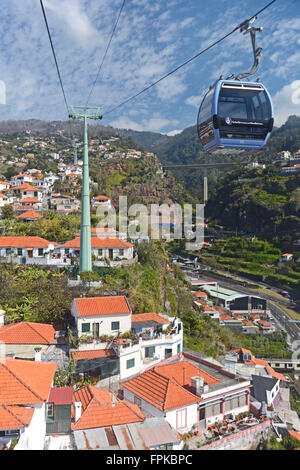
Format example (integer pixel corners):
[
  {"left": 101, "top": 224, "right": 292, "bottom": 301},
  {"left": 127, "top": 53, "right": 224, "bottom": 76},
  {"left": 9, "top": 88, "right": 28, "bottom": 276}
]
[{"left": 69, "top": 106, "right": 102, "bottom": 273}]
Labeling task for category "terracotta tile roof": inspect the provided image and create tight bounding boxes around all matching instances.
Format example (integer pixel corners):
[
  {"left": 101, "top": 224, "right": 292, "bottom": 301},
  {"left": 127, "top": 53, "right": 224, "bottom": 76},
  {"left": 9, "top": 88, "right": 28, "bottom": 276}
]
[
  {"left": 0, "top": 358, "right": 57, "bottom": 405},
  {"left": 72, "top": 349, "right": 116, "bottom": 360},
  {"left": 0, "top": 404, "right": 34, "bottom": 430},
  {"left": 74, "top": 385, "right": 112, "bottom": 409},
  {"left": 72, "top": 385, "right": 144, "bottom": 431},
  {"left": 230, "top": 348, "right": 286, "bottom": 382},
  {"left": 60, "top": 237, "right": 133, "bottom": 249},
  {"left": 121, "top": 367, "right": 200, "bottom": 411},
  {"left": 91, "top": 227, "right": 118, "bottom": 233},
  {"left": 289, "top": 430, "right": 300, "bottom": 442},
  {"left": 233, "top": 314, "right": 244, "bottom": 319},
  {"left": 17, "top": 210, "right": 42, "bottom": 219},
  {"left": 249, "top": 313, "right": 260, "bottom": 319},
  {"left": 20, "top": 198, "right": 41, "bottom": 203},
  {"left": 93, "top": 195, "right": 110, "bottom": 201},
  {"left": 131, "top": 313, "right": 169, "bottom": 325},
  {"left": 0, "top": 236, "right": 57, "bottom": 248},
  {"left": 0, "top": 322, "right": 57, "bottom": 344},
  {"left": 193, "top": 291, "right": 208, "bottom": 297},
  {"left": 242, "top": 320, "right": 255, "bottom": 326},
  {"left": 13, "top": 184, "right": 40, "bottom": 191},
  {"left": 154, "top": 360, "right": 220, "bottom": 387},
  {"left": 220, "top": 314, "right": 233, "bottom": 320},
  {"left": 74, "top": 296, "right": 131, "bottom": 317}
]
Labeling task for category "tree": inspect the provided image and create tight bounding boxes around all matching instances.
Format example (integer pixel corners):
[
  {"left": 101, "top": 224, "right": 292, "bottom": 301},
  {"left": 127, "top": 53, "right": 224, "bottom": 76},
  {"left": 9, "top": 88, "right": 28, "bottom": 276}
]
[
  {"left": 1, "top": 205, "right": 14, "bottom": 220},
  {"left": 79, "top": 271, "right": 101, "bottom": 293}
]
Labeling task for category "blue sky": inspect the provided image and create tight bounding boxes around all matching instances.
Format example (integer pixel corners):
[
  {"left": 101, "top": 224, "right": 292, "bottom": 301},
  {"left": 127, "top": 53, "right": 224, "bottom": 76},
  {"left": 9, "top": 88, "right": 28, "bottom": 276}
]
[{"left": 0, "top": 0, "right": 299, "bottom": 134}]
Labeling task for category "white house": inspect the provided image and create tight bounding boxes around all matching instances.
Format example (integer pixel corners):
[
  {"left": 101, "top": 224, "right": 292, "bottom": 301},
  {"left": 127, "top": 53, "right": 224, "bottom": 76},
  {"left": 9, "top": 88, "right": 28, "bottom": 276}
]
[
  {"left": 49, "top": 194, "right": 80, "bottom": 213},
  {"left": 71, "top": 295, "right": 132, "bottom": 339},
  {"left": 0, "top": 358, "right": 57, "bottom": 451},
  {"left": 280, "top": 253, "right": 293, "bottom": 262},
  {"left": 0, "top": 236, "right": 65, "bottom": 267},
  {"left": 57, "top": 237, "right": 134, "bottom": 266},
  {"left": 0, "top": 181, "right": 11, "bottom": 191},
  {"left": 12, "top": 184, "right": 43, "bottom": 201},
  {"left": 121, "top": 362, "right": 199, "bottom": 434},
  {"left": 0, "top": 192, "right": 14, "bottom": 208},
  {"left": 11, "top": 174, "right": 34, "bottom": 187},
  {"left": 91, "top": 195, "right": 112, "bottom": 209}
]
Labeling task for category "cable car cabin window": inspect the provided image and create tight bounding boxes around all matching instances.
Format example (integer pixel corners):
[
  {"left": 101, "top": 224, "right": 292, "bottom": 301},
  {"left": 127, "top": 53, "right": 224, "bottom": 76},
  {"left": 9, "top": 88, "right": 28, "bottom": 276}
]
[
  {"left": 199, "top": 88, "right": 214, "bottom": 124},
  {"left": 197, "top": 88, "right": 215, "bottom": 145},
  {"left": 218, "top": 87, "right": 271, "bottom": 120},
  {"left": 218, "top": 86, "right": 272, "bottom": 140}
]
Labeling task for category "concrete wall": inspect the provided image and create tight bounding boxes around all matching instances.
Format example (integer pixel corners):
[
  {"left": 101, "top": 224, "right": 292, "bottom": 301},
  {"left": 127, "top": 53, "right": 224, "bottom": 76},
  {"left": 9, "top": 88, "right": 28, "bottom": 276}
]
[{"left": 15, "top": 403, "right": 47, "bottom": 450}]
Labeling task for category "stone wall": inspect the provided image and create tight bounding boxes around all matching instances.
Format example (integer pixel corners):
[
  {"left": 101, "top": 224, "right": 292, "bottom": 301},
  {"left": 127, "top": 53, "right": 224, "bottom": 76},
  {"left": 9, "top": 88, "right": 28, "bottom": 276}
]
[{"left": 198, "top": 419, "right": 271, "bottom": 450}]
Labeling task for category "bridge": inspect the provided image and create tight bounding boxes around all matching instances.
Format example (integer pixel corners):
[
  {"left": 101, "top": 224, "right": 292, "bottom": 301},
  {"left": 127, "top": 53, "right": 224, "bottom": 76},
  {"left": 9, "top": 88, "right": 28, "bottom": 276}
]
[{"left": 162, "top": 162, "right": 249, "bottom": 203}]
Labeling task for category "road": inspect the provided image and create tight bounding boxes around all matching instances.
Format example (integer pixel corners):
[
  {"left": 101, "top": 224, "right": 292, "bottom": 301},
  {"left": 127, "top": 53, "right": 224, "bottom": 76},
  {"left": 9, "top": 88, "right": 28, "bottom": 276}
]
[{"left": 177, "top": 259, "right": 300, "bottom": 344}]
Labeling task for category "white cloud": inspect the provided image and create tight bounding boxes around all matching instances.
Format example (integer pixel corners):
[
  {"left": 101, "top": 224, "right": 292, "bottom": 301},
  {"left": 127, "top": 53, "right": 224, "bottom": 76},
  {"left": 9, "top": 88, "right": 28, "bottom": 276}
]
[
  {"left": 185, "top": 95, "right": 202, "bottom": 108},
  {"left": 272, "top": 80, "right": 300, "bottom": 127},
  {"left": 166, "top": 129, "right": 182, "bottom": 136},
  {"left": 43, "top": 0, "right": 100, "bottom": 46},
  {"left": 110, "top": 115, "right": 179, "bottom": 133}
]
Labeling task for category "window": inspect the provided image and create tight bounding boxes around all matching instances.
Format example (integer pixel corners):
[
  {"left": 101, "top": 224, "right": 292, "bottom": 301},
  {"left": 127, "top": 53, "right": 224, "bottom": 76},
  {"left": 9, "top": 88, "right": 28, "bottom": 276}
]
[
  {"left": 145, "top": 346, "right": 155, "bottom": 358},
  {"left": 38, "top": 248, "right": 43, "bottom": 257},
  {"left": 65, "top": 249, "right": 70, "bottom": 255},
  {"left": 98, "top": 249, "right": 103, "bottom": 257},
  {"left": 82, "top": 323, "right": 90, "bottom": 333},
  {"left": 46, "top": 403, "right": 54, "bottom": 418},
  {"left": 159, "top": 444, "right": 173, "bottom": 450},
  {"left": 119, "top": 249, "right": 124, "bottom": 257},
  {"left": 111, "top": 321, "right": 120, "bottom": 331},
  {"left": 176, "top": 409, "right": 187, "bottom": 429},
  {"left": 126, "top": 358, "right": 135, "bottom": 369},
  {"left": 177, "top": 343, "right": 181, "bottom": 354},
  {"left": 17, "top": 248, "right": 23, "bottom": 256}
]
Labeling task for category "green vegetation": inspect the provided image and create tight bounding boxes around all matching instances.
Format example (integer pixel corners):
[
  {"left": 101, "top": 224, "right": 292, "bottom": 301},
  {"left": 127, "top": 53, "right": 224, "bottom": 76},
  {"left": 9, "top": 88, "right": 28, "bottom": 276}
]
[
  {"left": 199, "top": 237, "right": 300, "bottom": 292},
  {"left": 259, "top": 434, "right": 300, "bottom": 450},
  {"left": 228, "top": 332, "right": 291, "bottom": 359},
  {"left": 0, "top": 264, "right": 73, "bottom": 325}
]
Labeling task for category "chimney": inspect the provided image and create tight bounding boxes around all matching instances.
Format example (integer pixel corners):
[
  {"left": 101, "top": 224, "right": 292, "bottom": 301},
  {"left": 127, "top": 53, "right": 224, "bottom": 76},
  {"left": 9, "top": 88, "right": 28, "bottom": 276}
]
[
  {"left": 34, "top": 347, "right": 42, "bottom": 362},
  {"left": 74, "top": 401, "right": 82, "bottom": 422},
  {"left": 191, "top": 376, "right": 206, "bottom": 396},
  {"left": 0, "top": 310, "right": 5, "bottom": 327}
]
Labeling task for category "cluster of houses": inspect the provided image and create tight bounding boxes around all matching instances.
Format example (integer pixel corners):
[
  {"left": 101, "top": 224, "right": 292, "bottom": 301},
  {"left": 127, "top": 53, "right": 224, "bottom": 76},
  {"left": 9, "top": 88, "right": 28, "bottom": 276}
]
[
  {"left": 0, "top": 232, "right": 136, "bottom": 268},
  {"left": 276, "top": 149, "right": 300, "bottom": 175},
  {"left": 1, "top": 292, "right": 298, "bottom": 451},
  {"left": 189, "top": 280, "right": 276, "bottom": 335}
]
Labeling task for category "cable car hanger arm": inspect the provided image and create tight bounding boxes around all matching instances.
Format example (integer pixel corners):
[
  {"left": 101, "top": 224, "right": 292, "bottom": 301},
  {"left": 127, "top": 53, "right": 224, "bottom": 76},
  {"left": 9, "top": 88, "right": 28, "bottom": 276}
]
[{"left": 228, "top": 17, "right": 263, "bottom": 81}]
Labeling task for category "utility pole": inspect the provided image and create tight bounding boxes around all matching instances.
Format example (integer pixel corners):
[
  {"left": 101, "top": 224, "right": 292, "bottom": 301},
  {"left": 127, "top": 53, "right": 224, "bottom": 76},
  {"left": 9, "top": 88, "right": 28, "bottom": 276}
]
[{"left": 69, "top": 106, "right": 102, "bottom": 273}]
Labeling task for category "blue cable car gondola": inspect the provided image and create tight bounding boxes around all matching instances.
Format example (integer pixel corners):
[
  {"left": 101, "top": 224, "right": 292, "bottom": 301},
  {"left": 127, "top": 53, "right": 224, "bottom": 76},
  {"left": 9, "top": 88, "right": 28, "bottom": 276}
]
[
  {"left": 197, "top": 17, "right": 274, "bottom": 152},
  {"left": 197, "top": 79, "right": 274, "bottom": 152}
]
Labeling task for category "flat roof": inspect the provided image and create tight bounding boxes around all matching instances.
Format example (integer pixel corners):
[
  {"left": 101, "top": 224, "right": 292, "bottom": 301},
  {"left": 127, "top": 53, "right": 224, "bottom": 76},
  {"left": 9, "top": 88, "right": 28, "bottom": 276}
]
[{"left": 203, "top": 285, "right": 260, "bottom": 302}]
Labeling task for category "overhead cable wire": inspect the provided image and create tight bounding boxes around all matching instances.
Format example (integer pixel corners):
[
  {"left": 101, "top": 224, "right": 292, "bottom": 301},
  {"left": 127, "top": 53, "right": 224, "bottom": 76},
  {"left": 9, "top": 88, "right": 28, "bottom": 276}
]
[
  {"left": 40, "top": 0, "right": 70, "bottom": 113},
  {"left": 86, "top": 0, "right": 126, "bottom": 106},
  {"left": 103, "top": 0, "right": 277, "bottom": 117},
  {"left": 40, "top": 0, "right": 74, "bottom": 140}
]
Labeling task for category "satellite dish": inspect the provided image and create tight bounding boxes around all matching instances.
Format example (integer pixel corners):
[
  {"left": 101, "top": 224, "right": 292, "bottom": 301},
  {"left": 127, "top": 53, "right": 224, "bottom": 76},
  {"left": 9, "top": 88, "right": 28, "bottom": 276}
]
[{"left": 48, "top": 244, "right": 55, "bottom": 251}]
